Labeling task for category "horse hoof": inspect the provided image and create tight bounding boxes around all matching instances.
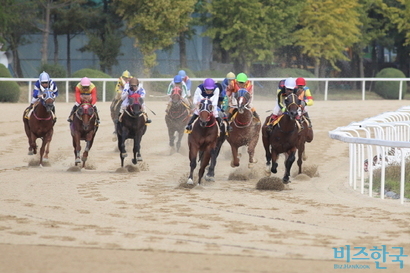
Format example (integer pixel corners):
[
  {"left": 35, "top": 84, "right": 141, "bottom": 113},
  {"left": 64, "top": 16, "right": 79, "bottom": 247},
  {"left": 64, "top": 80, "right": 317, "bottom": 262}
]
[
  {"left": 121, "top": 153, "right": 128, "bottom": 158},
  {"left": 205, "top": 175, "right": 215, "bottom": 182},
  {"left": 132, "top": 159, "right": 137, "bottom": 164},
  {"left": 137, "top": 157, "right": 143, "bottom": 161},
  {"left": 75, "top": 159, "right": 81, "bottom": 164},
  {"left": 283, "top": 177, "right": 290, "bottom": 184},
  {"left": 187, "top": 178, "right": 194, "bottom": 185},
  {"left": 28, "top": 151, "right": 33, "bottom": 156}
]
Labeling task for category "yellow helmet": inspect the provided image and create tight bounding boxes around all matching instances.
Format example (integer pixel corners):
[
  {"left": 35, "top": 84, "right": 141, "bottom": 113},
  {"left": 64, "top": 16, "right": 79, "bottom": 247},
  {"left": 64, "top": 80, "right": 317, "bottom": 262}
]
[
  {"left": 122, "top": 70, "right": 131, "bottom": 78},
  {"left": 226, "top": 72, "right": 235, "bottom": 80}
]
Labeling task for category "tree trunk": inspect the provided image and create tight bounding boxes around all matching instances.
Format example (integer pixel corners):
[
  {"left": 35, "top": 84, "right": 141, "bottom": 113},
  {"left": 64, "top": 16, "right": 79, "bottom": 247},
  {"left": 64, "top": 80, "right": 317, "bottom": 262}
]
[
  {"left": 179, "top": 33, "right": 187, "bottom": 68},
  {"left": 41, "top": 2, "right": 51, "bottom": 64}
]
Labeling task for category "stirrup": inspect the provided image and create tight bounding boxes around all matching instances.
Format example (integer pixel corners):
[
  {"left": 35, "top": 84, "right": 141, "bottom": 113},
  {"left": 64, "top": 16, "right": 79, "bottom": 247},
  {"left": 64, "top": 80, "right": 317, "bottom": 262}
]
[{"left": 145, "top": 119, "right": 152, "bottom": 124}]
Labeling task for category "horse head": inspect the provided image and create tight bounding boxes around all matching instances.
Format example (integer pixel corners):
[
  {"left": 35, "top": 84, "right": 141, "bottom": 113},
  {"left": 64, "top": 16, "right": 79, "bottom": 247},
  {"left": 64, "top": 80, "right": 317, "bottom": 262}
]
[
  {"left": 76, "top": 102, "right": 95, "bottom": 130},
  {"left": 198, "top": 98, "right": 214, "bottom": 128},
  {"left": 40, "top": 89, "right": 55, "bottom": 112},
  {"left": 127, "top": 93, "right": 143, "bottom": 116},
  {"left": 284, "top": 93, "right": 301, "bottom": 120},
  {"left": 234, "top": 88, "right": 251, "bottom": 114},
  {"left": 170, "top": 86, "right": 183, "bottom": 104}
]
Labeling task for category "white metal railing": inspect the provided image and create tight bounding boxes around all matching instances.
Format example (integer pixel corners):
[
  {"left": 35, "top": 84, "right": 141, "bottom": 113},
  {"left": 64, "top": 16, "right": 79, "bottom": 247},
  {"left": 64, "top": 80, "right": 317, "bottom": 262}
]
[
  {"left": 329, "top": 107, "right": 410, "bottom": 204},
  {"left": 0, "top": 77, "right": 409, "bottom": 103}
]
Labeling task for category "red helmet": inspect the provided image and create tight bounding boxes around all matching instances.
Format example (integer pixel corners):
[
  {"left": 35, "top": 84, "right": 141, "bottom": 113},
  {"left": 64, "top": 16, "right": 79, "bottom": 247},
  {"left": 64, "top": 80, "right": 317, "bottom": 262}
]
[{"left": 296, "top": 77, "right": 306, "bottom": 86}]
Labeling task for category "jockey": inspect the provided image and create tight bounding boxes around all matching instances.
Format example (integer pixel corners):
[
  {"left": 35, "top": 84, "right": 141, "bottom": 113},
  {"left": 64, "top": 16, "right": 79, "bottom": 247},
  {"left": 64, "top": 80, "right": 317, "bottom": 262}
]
[
  {"left": 25, "top": 71, "right": 58, "bottom": 120},
  {"left": 185, "top": 78, "right": 222, "bottom": 131},
  {"left": 295, "top": 77, "right": 314, "bottom": 123},
  {"left": 178, "top": 70, "right": 192, "bottom": 97},
  {"left": 120, "top": 77, "right": 151, "bottom": 124},
  {"left": 67, "top": 77, "right": 100, "bottom": 124},
  {"left": 267, "top": 77, "right": 298, "bottom": 129},
  {"left": 221, "top": 72, "right": 235, "bottom": 111},
  {"left": 115, "top": 70, "right": 132, "bottom": 100},
  {"left": 166, "top": 75, "right": 191, "bottom": 112},
  {"left": 226, "top": 72, "right": 260, "bottom": 129}
]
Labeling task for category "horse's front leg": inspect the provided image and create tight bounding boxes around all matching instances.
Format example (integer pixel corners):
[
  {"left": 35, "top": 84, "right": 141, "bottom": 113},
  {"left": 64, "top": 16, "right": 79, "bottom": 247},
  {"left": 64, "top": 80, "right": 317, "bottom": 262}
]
[
  {"left": 29, "top": 133, "right": 37, "bottom": 155},
  {"left": 132, "top": 133, "right": 143, "bottom": 164},
  {"left": 72, "top": 135, "right": 81, "bottom": 166},
  {"left": 187, "top": 144, "right": 198, "bottom": 185},
  {"left": 168, "top": 127, "right": 175, "bottom": 148},
  {"left": 247, "top": 135, "right": 259, "bottom": 167},
  {"left": 270, "top": 150, "right": 279, "bottom": 174},
  {"left": 283, "top": 149, "right": 296, "bottom": 183},
  {"left": 198, "top": 149, "right": 212, "bottom": 185},
  {"left": 230, "top": 145, "right": 240, "bottom": 167},
  {"left": 297, "top": 143, "right": 305, "bottom": 174},
  {"left": 176, "top": 129, "right": 184, "bottom": 153}
]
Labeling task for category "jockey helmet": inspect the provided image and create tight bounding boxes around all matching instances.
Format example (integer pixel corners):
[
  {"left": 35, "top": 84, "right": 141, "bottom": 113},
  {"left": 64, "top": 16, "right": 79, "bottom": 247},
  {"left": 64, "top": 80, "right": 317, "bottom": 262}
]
[
  {"left": 278, "top": 79, "right": 286, "bottom": 89},
  {"left": 178, "top": 70, "right": 186, "bottom": 78},
  {"left": 39, "top": 71, "right": 50, "bottom": 83},
  {"left": 129, "top": 78, "right": 139, "bottom": 86},
  {"left": 80, "top": 77, "right": 91, "bottom": 87},
  {"left": 296, "top": 77, "right": 306, "bottom": 86},
  {"left": 236, "top": 73, "right": 248, "bottom": 83},
  {"left": 226, "top": 72, "right": 235, "bottom": 80},
  {"left": 204, "top": 78, "right": 215, "bottom": 90},
  {"left": 285, "top": 77, "right": 296, "bottom": 89},
  {"left": 122, "top": 70, "right": 131, "bottom": 78},
  {"left": 174, "top": 75, "right": 182, "bottom": 83}
]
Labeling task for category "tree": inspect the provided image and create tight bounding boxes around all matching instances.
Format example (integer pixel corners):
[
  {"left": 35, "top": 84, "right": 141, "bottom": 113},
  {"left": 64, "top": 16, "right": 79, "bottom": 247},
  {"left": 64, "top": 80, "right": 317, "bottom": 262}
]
[
  {"left": 203, "top": 0, "right": 302, "bottom": 74},
  {"left": 294, "top": 0, "right": 361, "bottom": 77},
  {"left": 115, "top": 0, "right": 196, "bottom": 76}
]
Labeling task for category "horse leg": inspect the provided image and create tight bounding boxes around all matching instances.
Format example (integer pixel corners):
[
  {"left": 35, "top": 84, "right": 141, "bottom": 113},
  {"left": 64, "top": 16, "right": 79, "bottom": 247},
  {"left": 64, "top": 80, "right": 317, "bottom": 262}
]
[
  {"left": 187, "top": 145, "right": 198, "bottom": 185},
  {"left": 270, "top": 151, "right": 279, "bottom": 174},
  {"left": 198, "top": 150, "right": 212, "bottom": 185},
  {"left": 206, "top": 136, "right": 224, "bottom": 181},
  {"left": 297, "top": 143, "right": 305, "bottom": 174},
  {"left": 176, "top": 130, "right": 184, "bottom": 153},
  {"left": 29, "top": 132, "right": 37, "bottom": 155},
  {"left": 168, "top": 128, "right": 175, "bottom": 148},
  {"left": 73, "top": 135, "right": 81, "bottom": 166},
  {"left": 247, "top": 137, "right": 259, "bottom": 167},
  {"left": 133, "top": 133, "right": 143, "bottom": 163},
  {"left": 283, "top": 150, "right": 296, "bottom": 183},
  {"left": 230, "top": 145, "right": 240, "bottom": 167}
]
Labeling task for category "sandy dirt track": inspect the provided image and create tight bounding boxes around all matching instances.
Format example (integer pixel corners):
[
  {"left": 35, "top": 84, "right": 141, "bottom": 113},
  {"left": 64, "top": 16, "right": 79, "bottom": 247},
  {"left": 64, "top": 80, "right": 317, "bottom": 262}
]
[{"left": 0, "top": 98, "right": 409, "bottom": 273}]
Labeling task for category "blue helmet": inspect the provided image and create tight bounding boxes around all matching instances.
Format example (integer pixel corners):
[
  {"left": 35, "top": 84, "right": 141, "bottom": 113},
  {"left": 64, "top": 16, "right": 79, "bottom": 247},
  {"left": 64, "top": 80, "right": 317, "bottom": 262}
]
[
  {"left": 39, "top": 71, "right": 50, "bottom": 83},
  {"left": 178, "top": 70, "right": 186, "bottom": 78},
  {"left": 173, "top": 75, "right": 182, "bottom": 83}
]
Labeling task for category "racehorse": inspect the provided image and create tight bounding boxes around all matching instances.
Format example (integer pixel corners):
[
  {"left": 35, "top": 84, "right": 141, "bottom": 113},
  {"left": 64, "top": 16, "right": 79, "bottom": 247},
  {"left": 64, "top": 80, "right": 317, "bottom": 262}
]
[
  {"left": 110, "top": 94, "right": 122, "bottom": 138},
  {"left": 187, "top": 98, "right": 219, "bottom": 185},
  {"left": 116, "top": 93, "right": 147, "bottom": 168},
  {"left": 23, "top": 89, "right": 56, "bottom": 166},
  {"left": 165, "top": 86, "right": 191, "bottom": 152},
  {"left": 70, "top": 96, "right": 98, "bottom": 168},
  {"left": 261, "top": 92, "right": 302, "bottom": 183},
  {"left": 226, "top": 89, "right": 261, "bottom": 168},
  {"left": 296, "top": 115, "right": 314, "bottom": 174}
]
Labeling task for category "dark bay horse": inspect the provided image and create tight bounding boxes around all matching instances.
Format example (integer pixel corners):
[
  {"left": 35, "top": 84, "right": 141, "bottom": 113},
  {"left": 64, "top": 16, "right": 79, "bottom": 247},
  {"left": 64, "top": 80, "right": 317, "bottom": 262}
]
[
  {"left": 165, "top": 86, "right": 191, "bottom": 152},
  {"left": 262, "top": 93, "right": 302, "bottom": 183},
  {"left": 116, "top": 93, "right": 147, "bottom": 168},
  {"left": 226, "top": 89, "right": 261, "bottom": 168},
  {"left": 296, "top": 115, "right": 314, "bottom": 174},
  {"left": 187, "top": 98, "right": 219, "bottom": 185},
  {"left": 23, "top": 89, "right": 56, "bottom": 166},
  {"left": 70, "top": 98, "right": 98, "bottom": 168}
]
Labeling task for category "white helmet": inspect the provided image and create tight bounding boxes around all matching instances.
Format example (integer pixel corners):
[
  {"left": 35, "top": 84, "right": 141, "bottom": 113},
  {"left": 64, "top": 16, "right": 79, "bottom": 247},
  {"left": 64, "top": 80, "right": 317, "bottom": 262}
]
[
  {"left": 284, "top": 77, "right": 296, "bottom": 89},
  {"left": 39, "top": 71, "right": 50, "bottom": 83}
]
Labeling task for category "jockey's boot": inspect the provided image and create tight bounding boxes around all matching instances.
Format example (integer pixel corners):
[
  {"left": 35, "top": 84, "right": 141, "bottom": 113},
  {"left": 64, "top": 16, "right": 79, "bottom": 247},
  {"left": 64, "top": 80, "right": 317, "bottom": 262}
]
[
  {"left": 266, "top": 114, "right": 278, "bottom": 132},
  {"left": 165, "top": 102, "right": 171, "bottom": 113},
  {"left": 253, "top": 111, "right": 261, "bottom": 124},
  {"left": 94, "top": 106, "right": 100, "bottom": 125},
  {"left": 216, "top": 117, "right": 223, "bottom": 131},
  {"left": 304, "top": 112, "right": 312, "bottom": 127},
  {"left": 67, "top": 105, "right": 78, "bottom": 122},
  {"left": 52, "top": 106, "right": 57, "bottom": 124},
  {"left": 24, "top": 104, "right": 33, "bottom": 119},
  {"left": 185, "top": 114, "right": 198, "bottom": 131},
  {"left": 144, "top": 112, "right": 152, "bottom": 124},
  {"left": 226, "top": 108, "right": 237, "bottom": 132}
]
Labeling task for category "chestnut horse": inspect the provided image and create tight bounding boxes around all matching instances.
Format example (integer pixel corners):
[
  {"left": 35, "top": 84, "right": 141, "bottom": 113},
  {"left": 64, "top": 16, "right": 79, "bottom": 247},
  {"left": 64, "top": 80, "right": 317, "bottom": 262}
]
[
  {"left": 226, "top": 89, "right": 261, "bottom": 168},
  {"left": 261, "top": 93, "right": 302, "bottom": 183},
  {"left": 116, "top": 93, "right": 147, "bottom": 168},
  {"left": 187, "top": 98, "right": 219, "bottom": 185},
  {"left": 165, "top": 86, "right": 191, "bottom": 152},
  {"left": 23, "top": 89, "right": 56, "bottom": 166},
  {"left": 70, "top": 97, "right": 98, "bottom": 168}
]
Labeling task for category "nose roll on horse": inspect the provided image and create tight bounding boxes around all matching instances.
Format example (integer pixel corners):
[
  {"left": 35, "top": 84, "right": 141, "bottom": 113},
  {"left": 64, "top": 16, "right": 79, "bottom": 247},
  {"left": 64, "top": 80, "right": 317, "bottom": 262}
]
[{"left": 23, "top": 89, "right": 56, "bottom": 166}]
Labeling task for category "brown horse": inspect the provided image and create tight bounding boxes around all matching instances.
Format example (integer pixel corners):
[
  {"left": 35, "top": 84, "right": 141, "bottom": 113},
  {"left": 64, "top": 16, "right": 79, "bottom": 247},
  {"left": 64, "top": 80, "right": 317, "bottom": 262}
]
[
  {"left": 187, "top": 98, "right": 219, "bottom": 185},
  {"left": 296, "top": 115, "right": 314, "bottom": 174},
  {"left": 165, "top": 86, "right": 191, "bottom": 152},
  {"left": 261, "top": 93, "right": 302, "bottom": 183},
  {"left": 116, "top": 93, "right": 147, "bottom": 168},
  {"left": 70, "top": 97, "right": 98, "bottom": 168},
  {"left": 23, "top": 89, "right": 55, "bottom": 166},
  {"left": 226, "top": 89, "right": 261, "bottom": 168}
]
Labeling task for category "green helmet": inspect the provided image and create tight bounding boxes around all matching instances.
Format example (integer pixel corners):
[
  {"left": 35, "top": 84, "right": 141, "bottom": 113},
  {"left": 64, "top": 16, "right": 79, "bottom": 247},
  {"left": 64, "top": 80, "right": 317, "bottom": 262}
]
[{"left": 236, "top": 73, "right": 248, "bottom": 82}]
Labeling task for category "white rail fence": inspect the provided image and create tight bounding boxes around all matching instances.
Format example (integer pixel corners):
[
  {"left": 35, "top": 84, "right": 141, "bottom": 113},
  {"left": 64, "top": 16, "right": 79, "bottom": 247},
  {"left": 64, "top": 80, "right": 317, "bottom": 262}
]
[
  {"left": 329, "top": 106, "right": 410, "bottom": 204},
  {"left": 0, "top": 77, "right": 409, "bottom": 103}
]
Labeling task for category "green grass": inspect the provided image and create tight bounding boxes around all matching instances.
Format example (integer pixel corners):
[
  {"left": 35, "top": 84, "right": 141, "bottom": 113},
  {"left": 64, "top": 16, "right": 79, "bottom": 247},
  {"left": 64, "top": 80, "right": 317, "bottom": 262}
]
[{"left": 370, "top": 161, "right": 410, "bottom": 199}]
